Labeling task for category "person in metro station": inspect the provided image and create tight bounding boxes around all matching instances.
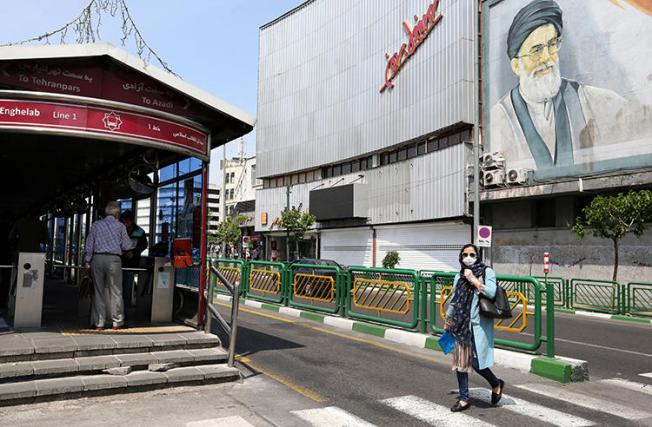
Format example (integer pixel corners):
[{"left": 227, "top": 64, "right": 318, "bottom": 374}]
[
  {"left": 445, "top": 244, "right": 504, "bottom": 412},
  {"left": 83, "top": 201, "right": 135, "bottom": 330}
]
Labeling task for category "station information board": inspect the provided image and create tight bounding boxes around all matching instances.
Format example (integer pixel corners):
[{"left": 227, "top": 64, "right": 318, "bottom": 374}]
[{"left": 0, "top": 98, "right": 209, "bottom": 159}]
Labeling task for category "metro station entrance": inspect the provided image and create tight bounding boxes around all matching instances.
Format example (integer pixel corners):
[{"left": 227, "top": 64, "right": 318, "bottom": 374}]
[{"left": 0, "top": 44, "right": 253, "bottom": 332}]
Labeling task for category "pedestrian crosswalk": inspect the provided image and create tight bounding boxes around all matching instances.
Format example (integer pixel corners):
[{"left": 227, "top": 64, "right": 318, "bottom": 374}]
[{"left": 188, "top": 377, "right": 652, "bottom": 427}]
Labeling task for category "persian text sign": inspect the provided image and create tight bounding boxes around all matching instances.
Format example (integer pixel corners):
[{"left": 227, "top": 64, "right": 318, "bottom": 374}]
[
  {"left": 0, "top": 99, "right": 208, "bottom": 158},
  {"left": 379, "top": 0, "right": 444, "bottom": 93}
]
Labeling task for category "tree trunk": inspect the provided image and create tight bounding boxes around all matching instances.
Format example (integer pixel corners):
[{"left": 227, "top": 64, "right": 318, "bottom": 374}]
[
  {"left": 612, "top": 239, "right": 619, "bottom": 282},
  {"left": 295, "top": 239, "right": 300, "bottom": 259}
]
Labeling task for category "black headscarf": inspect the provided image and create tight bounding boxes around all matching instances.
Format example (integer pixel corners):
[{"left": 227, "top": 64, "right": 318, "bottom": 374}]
[
  {"left": 448, "top": 244, "right": 487, "bottom": 344},
  {"left": 507, "top": 0, "right": 563, "bottom": 59}
]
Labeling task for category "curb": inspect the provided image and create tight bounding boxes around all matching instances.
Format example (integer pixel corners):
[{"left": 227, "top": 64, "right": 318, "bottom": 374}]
[
  {"left": 558, "top": 308, "right": 651, "bottom": 324},
  {"left": 215, "top": 294, "right": 588, "bottom": 383}
]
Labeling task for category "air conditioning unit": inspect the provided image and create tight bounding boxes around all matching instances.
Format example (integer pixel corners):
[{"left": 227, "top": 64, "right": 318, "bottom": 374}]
[
  {"left": 483, "top": 170, "right": 505, "bottom": 188},
  {"left": 506, "top": 168, "right": 530, "bottom": 185},
  {"left": 482, "top": 151, "right": 505, "bottom": 170}
]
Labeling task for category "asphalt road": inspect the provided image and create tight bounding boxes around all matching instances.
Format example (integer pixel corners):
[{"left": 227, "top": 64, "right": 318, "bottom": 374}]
[{"left": 218, "top": 303, "right": 652, "bottom": 427}]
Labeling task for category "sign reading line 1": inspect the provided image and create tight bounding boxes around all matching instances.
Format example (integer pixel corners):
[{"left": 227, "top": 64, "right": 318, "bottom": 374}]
[
  {"left": 379, "top": 0, "right": 444, "bottom": 93},
  {"left": 0, "top": 98, "right": 209, "bottom": 159}
]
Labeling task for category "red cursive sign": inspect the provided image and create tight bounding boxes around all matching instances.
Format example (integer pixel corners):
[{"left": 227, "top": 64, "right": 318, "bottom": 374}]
[
  {"left": 0, "top": 98, "right": 209, "bottom": 158},
  {"left": 379, "top": 0, "right": 444, "bottom": 93}
]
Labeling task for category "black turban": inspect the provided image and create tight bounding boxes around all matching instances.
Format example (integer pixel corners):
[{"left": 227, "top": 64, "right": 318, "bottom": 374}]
[{"left": 507, "top": 0, "right": 563, "bottom": 59}]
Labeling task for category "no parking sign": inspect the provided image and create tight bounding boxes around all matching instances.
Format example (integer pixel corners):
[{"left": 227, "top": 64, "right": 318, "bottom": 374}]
[{"left": 477, "top": 225, "right": 492, "bottom": 247}]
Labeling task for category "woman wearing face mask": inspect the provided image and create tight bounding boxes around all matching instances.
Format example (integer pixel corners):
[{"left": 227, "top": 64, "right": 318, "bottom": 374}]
[{"left": 445, "top": 244, "right": 504, "bottom": 412}]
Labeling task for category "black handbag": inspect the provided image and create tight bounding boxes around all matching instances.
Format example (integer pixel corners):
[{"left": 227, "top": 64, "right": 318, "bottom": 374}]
[{"left": 479, "top": 284, "right": 513, "bottom": 319}]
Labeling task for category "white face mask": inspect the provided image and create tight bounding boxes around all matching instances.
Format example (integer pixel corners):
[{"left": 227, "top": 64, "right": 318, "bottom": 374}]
[{"left": 462, "top": 256, "right": 476, "bottom": 267}]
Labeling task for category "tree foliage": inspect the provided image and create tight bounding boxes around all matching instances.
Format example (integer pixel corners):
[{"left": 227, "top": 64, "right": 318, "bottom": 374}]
[
  {"left": 281, "top": 207, "right": 316, "bottom": 259},
  {"left": 214, "top": 214, "right": 248, "bottom": 249},
  {"left": 382, "top": 250, "right": 401, "bottom": 269},
  {"left": 570, "top": 190, "right": 652, "bottom": 281}
]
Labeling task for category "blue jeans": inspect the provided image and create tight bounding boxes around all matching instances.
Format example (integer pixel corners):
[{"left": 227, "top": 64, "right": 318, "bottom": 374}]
[{"left": 456, "top": 340, "right": 500, "bottom": 402}]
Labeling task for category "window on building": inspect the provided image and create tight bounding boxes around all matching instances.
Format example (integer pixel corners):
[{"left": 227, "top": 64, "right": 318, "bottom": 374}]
[
  {"left": 439, "top": 136, "right": 449, "bottom": 149},
  {"left": 427, "top": 138, "right": 438, "bottom": 152},
  {"left": 342, "top": 162, "right": 352, "bottom": 175},
  {"left": 417, "top": 142, "right": 427, "bottom": 155},
  {"left": 299, "top": 173, "right": 306, "bottom": 184},
  {"left": 534, "top": 199, "right": 557, "bottom": 228},
  {"left": 159, "top": 163, "right": 176, "bottom": 183},
  {"left": 283, "top": 176, "right": 291, "bottom": 186},
  {"left": 306, "top": 171, "right": 314, "bottom": 182},
  {"left": 398, "top": 148, "right": 408, "bottom": 161},
  {"left": 230, "top": 172, "right": 235, "bottom": 182},
  {"left": 225, "top": 173, "right": 230, "bottom": 184},
  {"left": 230, "top": 189, "right": 234, "bottom": 200},
  {"left": 389, "top": 151, "right": 397, "bottom": 164},
  {"left": 407, "top": 144, "right": 418, "bottom": 159},
  {"left": 380, "top": 153, "right": 389, "bottom": 166},
  {"left": 291, "top": 174, "right": 299, "bottom": 185},
  {"left": 352, "top": 160, "right": 360, "bottom": 173},
  {"left": 333, "top": 165, "right": 342, "bottom": 177},
  {"left": 251, "top": 165, "right": 257, "bottom": 186},
  {"left": 448, "top": 132, "right": 460, "bottom": 147}
]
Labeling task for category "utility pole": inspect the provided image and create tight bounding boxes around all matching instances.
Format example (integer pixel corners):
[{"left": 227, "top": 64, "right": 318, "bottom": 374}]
[
  {"left": 220, "top": 144, "right": 227, "bottom": 257},
  {"left": 285, "top": 184, "right": 291, "bottom": 261},
  {"left": 473, "top": 136, "right": 480, "bottom": 245}
]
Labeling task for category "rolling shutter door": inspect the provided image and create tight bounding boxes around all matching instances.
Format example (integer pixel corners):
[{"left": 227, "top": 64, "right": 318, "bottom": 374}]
[
  {"left": 320, "top": 228, "right": 373, "bottom": 267},
  {"left": 375, "top": 222, "right": 470, "bottom": 271}
]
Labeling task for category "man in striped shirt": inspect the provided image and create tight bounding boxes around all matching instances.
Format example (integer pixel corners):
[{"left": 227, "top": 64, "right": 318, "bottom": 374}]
[{"left": 84, "top": 201, "right": 135, "bottom": 330}]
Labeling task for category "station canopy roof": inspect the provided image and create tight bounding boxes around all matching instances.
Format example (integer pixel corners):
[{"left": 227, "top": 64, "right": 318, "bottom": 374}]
[{"left": 0, "top": 43, "right": 255, "bottom": 215}]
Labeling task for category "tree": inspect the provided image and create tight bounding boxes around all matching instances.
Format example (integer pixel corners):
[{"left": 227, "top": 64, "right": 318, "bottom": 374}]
[
  {"left": 281, "top": 206, "right": 316, "bottom": 261},
  {"left": 214, "top": 214, "right": 247, "bottom": 258},
  {"left": 570, "top": 190, "right": 652, "bottom": 281},
  {"left": 382, "top": 250, "right": 401, "bottom": 269}
]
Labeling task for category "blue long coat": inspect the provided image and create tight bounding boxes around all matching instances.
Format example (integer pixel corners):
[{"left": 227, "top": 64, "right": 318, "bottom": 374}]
[{"left": 445, "top": 268, "right": 497, "bottom": 370}]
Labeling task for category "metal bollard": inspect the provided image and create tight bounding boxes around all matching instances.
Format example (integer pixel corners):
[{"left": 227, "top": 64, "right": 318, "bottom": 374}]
[{"left": 545, "top": 274, "right": 555, "bottom": 358}]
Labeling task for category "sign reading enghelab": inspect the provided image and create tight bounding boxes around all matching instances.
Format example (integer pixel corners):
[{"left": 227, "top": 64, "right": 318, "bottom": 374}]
[{"left": 486, "top": 0, "right": 652, "bottom": 181}]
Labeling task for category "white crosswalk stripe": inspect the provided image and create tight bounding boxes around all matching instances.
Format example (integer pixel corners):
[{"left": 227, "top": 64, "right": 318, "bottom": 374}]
[
  {"left": 600, "top": 378, "right": 652, "bottom": 396},
  {"left": 515, "top": 383, "right": 651, "bottom": 420},
  {"left": 185, "top": 416, "right": 255, "bottom": 427},
  {"left": 291, "top": 406, "right": 378, "bottom": 427},
  {"left": 467, "top": 388, "right": 595, "bottom": 427},
  {"left": 639, "top": 372, "right": 652, "bottom": 379},
  {"left": 380, "top": 395, "right": 495, "bottom": 427}
]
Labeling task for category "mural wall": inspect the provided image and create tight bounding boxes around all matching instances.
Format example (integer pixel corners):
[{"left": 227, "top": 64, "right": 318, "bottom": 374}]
[{"left": 485, "top": 0, "right": 652, "bottom": 180}]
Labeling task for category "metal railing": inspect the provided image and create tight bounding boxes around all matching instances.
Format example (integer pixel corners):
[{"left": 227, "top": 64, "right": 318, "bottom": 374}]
[
  {"left": 287, "top": 263, "right": 343, "bottom": 314},
  {"left": 625, "top": 282, "right": 652, "bottom": 318},
  {"left": 206, "top": 262, "right": 240, "bottom": 367},
  {"left": 569, "top": 278, "right": 620, "bottom": 314}
]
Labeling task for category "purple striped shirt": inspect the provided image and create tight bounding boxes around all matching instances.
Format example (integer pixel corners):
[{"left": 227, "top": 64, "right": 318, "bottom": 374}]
[{"left": 84, "top": 216, "right": 134, "bottom": 262}]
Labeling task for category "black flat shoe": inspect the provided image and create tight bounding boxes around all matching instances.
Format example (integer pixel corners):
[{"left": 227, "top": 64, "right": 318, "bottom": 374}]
[
  {"left": 491, "top": 379, "right": 505, "bottom": 405},
  {"left": 451, "top": 401, "right": 471, "bottom": 412}
]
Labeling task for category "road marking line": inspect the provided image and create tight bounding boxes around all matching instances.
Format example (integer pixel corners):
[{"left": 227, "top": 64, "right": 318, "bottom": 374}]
[
  {"left": 215, "top": 302, "right": 296, "bottom": 323},
  {"left": 381, "top": 395, "right": 494, "bottom": 426},
  {"left": 235, "top": 356, "right": 328, "bottom": 403},
  {"left": 468, "top": 388, "right": 594, "bottom": 427},
  {"left": 291, "top": 407, "right": 377, "bottom": 427},
  {"left": 600, "top": 378, "right": 652, "bottom": 396},
  {"left": 520, "top": 332, "right": 652, "bottom": 357},
  {"left": 515, "top": 383, "right": 651, "bottom": 420},
  {"left": 185, "top": 416, "right": 254, "bottom": 427},
  {"left": 640, "top": 372, "right": 652, "bottom": 379}
]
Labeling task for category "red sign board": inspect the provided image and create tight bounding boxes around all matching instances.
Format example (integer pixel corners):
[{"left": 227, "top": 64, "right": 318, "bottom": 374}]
[
  {"left": 380, "top": 0, "right": 444, "bottom": 93},
  {"left": 0, "top": 61, "right": 210, "bottom": 119},
  {"left": 0, "top": 98, "right": 208, "bottom": 158}
]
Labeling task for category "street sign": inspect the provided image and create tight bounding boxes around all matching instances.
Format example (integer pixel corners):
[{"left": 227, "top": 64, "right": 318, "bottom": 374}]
[
  {"left": 543, "top": 252, "right": 550, "bottom": 274},
  {"left": 477, "top": 225, "right": 492, "bottom": 247}
]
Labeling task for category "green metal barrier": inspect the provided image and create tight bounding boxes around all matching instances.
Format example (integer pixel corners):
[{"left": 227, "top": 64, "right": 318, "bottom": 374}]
[
  {"left": 534, "top": 276, "right": 565, "bottom": 308},
  {"left": 569, "top": 278, "right": 620, "bottom": 314},
  {"left": 430, "top": 272, "right": 545, "bottom": 353},
  {"left": 212, "top": 259, "right": 247, "bottom": 296},
  {"left": 287, "top": 263, "right": 343, "bottom": 315},
  {"left": 626, "top": 282, "right": 652, "bottom": 318},
  {"left": 246, "top": 261, "right": 287, "bottom": 304},
  {"left": 347, "top": 267, "right": 421, "bottom": 330}
]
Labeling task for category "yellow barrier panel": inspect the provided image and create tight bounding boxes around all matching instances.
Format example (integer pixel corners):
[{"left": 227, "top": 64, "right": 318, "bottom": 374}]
[
  {"left": 439, "top": 287, "right": 528, "bottom": 333},
  {"left": 496, "top": 291, "right": 528, "bottom": 333},
  {"left": 352, "top": 278, "right": 412, "bottom": 315},
  {"left": 439, "top": 286, "right": 453, "bottom": 320},
  {"left": 218, "top": 266, "right": 241, "bottom": 286},
  {"left": 293, "top": 273, "right": 335, "bottom": 303},
  {"left": 249, "top": 269, "right": 281, "bottom": 294}
]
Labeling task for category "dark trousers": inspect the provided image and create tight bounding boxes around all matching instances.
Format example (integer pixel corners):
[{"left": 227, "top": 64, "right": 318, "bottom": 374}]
[{"left": 456, "top": 339, "right": 500, "bottom": 402}]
